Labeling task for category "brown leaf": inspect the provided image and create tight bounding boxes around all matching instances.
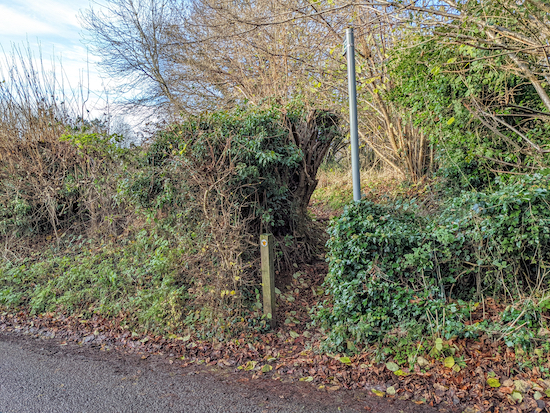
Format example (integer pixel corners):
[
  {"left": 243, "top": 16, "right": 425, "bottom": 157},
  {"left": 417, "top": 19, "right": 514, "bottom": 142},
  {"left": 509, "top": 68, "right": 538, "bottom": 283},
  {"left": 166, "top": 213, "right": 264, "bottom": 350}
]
[{"left": 501, "top": 386, "right": 514, "bottom": 395}]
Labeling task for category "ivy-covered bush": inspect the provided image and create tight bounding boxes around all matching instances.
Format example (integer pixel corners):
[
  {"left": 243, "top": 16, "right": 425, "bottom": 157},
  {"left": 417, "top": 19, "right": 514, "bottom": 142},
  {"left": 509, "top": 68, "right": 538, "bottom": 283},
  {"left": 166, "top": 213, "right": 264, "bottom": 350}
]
[
  {"left": 138, "top": 102, "right": 340, "bottom": 237},
  {"left": 316, "top": 174, "right": 550, "bottom": 352},
  {"left": 114, "top": 102, "right": 342, "bottom": 324},
  {"left": 389, "top": 36, "right": 550, "bottom": 185}
]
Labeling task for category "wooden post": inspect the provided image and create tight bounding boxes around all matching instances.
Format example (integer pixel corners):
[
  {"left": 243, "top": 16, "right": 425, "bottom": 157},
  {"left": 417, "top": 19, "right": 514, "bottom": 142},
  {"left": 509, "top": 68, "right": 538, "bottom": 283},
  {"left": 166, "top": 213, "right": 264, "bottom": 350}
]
[{"left": 260, "top": 234, "right": 276, "bottom": 329}]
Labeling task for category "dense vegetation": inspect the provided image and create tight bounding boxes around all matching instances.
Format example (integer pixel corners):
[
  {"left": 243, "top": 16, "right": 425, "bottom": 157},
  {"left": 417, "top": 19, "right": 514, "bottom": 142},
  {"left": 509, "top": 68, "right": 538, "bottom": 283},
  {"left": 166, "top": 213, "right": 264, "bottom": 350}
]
[
  {"left": 315, "top": 174, "right": 550, "bottom": 353},
  {"left": 3, "top": 0, "right": 550, "bottom": 363},
  {"left": 0, "top": 89, "right": 339, "bottom": 336}
]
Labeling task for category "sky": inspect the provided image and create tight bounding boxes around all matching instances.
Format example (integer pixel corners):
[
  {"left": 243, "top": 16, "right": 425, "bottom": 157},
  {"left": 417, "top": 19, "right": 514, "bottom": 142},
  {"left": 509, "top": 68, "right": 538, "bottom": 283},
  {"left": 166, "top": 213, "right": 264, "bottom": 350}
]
[{"left": 0, "top": 0, "right": 112, "bottom": 118}]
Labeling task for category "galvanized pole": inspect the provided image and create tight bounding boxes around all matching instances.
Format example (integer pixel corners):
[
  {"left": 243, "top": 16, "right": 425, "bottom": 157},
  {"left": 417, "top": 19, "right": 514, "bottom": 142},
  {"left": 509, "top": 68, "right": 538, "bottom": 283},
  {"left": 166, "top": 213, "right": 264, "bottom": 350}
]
[{"left": 346, "top": 28, "right": 361, "bottom": 202}]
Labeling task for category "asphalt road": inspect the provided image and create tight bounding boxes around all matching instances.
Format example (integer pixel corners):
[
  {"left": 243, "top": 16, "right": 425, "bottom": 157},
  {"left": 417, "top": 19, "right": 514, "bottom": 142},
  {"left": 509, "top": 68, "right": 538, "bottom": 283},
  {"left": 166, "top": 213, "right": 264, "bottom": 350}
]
[{"left": 0, "top": 333, "right": 438, "bottom": 413}]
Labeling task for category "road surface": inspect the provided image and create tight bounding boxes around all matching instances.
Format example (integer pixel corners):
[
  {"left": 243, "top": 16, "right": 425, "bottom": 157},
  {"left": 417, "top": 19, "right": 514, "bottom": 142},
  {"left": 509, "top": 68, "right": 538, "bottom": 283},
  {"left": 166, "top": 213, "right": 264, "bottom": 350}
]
[{"left": 0, "top": 332, "right": 438, "bottom": 413}]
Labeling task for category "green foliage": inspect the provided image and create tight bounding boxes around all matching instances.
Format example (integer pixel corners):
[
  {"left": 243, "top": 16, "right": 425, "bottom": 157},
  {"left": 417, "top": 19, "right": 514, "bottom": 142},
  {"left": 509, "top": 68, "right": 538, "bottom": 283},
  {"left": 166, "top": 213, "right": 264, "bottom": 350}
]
[
  {"left": 1, "top": 101, "right": 339, "bottom": 341},
  {"left": 435, "top": 159, "right": 495, "bottom": 197},
  {"left": 60, "top": 131, "right": 127, "bottom": 158},
  {"left": 170, "top": 105, "right": 304, "bottom": 233},
  {"left": 389, "top": 36, "right": 550, "bottom": 185},
  {"left": 0, "top": 230, "right": 189, "bottom": 334},
  {"left": 315, "top": 174, "right": 550, "bottom": 352},
  {"left": 137, "top": 102, "right": 339, "bottom": 235}
]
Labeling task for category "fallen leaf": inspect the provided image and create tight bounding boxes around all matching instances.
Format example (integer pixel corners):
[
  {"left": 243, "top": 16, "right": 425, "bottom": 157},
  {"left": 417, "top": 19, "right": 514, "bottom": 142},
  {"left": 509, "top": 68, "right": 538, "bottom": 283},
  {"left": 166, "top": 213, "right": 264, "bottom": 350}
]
[
  {"left": 514, "top": 380, "right": 530, "bottom": 393},
  {"left": 500, "top": 386, "right": 514, "bottom": 395},
  {"left": 502, "top": 379, "right": 514, "bottom": 387},
  {"left": 238, "top": 360, "right": 257, "bottom": 371},
  {"left": 444, "top": 356, "right": 455, "bottom": 368},
  {"left": 385, "top": 361, "right": 399, "bottom": 372},
  {"left": 510, "top": 391, "right": 523, "bottom": 404},
  {"left": 339, "top": 356, "right": 351, "bottom": 365},
  {"left": 416, "top": 357, "right": 430, "bottom": 368},
  {"left": 487, "top": 378, "right": 500, "bottom": 388},
  {"left": 371, "top": 389, "right": 385, "bottom": 397}
]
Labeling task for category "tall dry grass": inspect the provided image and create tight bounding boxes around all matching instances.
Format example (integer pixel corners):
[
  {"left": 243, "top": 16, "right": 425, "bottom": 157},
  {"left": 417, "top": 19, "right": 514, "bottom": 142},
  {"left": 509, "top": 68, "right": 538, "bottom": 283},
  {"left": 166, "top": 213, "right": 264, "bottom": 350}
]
[{"left": 312, "top": 166, "right": 404, "bottom": 212}]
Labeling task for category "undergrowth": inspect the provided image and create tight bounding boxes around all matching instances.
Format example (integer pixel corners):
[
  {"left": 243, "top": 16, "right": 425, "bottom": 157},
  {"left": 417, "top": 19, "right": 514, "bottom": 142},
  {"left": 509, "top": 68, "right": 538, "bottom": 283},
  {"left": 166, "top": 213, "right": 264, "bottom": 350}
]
[
  {"left": 314, "top": 173, "right": 550, "bottom": 356},
  {"left": 0, "top": 227, "right": 185, "bottom": 333},
  {"left": 0, "top": 220, "right": 272, "bottom": 339},
  {"left": 0, "top": 89, "right": 338, "bottom": 339}
]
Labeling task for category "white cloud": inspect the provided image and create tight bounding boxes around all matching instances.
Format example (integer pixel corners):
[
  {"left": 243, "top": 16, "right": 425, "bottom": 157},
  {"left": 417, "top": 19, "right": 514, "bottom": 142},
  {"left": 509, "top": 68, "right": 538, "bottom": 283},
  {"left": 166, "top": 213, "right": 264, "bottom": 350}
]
[
  {"left": 0, "top": 4, "right": 59, "bottom": 36},
  {"left": 0, "top": 0, "right": 90, "bottom": 31},
  {"left": 0, "top": 0, "right": 137, "bottom": 129},
  {"left": 20, "top": 0, "right": 85, "bottom": 28}
]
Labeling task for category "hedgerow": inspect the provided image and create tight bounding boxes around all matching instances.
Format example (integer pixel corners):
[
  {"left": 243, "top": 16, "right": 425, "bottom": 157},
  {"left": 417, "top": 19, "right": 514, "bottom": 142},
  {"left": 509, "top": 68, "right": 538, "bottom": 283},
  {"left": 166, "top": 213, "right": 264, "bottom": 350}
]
[
  {"left": 1, "top": 100, "right": 341, "bottom": 338},
  {"left": 315, "top": 174, "right": 550, "bottom": 352}
]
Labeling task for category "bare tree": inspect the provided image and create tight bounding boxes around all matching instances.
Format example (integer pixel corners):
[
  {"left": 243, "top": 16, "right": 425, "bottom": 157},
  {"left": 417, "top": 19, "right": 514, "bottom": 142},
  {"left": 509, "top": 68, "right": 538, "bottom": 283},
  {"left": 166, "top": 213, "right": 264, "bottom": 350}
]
[
  {"left": 183, "top": 0, "right": 434, "bottom": 178},
  {"left": 80, "top": 0, "right": 437, "bottom": 178},
  {"left": 80, "top": 0, "right": 197, "bottom": 115}
]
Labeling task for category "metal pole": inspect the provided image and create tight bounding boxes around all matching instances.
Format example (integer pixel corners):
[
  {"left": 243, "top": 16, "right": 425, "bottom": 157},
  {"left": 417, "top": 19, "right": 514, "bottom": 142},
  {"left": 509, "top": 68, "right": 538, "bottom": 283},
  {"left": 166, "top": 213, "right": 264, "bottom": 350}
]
[{"left": 346, "top": 28, "right": 361, "bottom": 202}]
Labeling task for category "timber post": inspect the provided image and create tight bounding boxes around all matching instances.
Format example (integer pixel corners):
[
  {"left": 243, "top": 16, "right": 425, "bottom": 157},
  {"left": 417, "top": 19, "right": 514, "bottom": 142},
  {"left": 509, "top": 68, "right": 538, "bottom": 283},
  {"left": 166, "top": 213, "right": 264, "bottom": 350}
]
[{"left": 260, "top": 234, "right": 276, "bottom": 329}]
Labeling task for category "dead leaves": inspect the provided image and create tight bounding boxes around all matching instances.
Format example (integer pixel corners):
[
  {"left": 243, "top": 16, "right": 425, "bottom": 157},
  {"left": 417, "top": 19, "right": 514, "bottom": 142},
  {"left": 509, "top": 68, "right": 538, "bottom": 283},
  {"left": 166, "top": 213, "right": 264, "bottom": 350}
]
[{"left": 3, "top": 263, "right": 550, "bottom": 413}]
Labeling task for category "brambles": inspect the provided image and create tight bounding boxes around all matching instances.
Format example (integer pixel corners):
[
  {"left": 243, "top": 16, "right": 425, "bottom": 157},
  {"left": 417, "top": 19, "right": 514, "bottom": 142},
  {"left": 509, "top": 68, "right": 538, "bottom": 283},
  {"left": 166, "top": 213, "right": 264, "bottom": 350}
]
[
  {"left": 0, "top": 48, "right": 130, "bottom": 241},
  {"left": 0, "top": 96, "right": 341, "bottom": 339}
]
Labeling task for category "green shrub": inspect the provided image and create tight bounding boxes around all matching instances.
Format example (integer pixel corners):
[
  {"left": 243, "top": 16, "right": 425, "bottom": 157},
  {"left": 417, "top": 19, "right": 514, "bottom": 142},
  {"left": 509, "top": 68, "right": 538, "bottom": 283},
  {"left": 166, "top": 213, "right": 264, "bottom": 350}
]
[
  {"left": 315, "top": 174, "right": 550, "bottom": 352},
  {"left": 389, "top": 36, "right": 550, "bottom": 180},
  {"left": 114, "top": 102, "right": 341, "bottom": 320},
  {"left": 139, "top": 102, "right": 340, "bottom": 237}
]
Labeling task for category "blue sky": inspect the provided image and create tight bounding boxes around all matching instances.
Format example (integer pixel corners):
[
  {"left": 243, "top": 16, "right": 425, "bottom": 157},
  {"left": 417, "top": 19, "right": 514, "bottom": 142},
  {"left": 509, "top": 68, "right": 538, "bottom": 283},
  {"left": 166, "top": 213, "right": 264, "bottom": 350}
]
[{"left": 0, "top": 0, "right": 109, "bottom": 113}]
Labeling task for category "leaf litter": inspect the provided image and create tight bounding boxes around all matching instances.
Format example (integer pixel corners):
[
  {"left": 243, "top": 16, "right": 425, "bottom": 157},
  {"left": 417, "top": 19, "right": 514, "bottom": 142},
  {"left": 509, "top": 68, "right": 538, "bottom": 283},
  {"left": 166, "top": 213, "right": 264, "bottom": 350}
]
[{"left": 0, "top": 261, "right": 548, "bottom": 413}]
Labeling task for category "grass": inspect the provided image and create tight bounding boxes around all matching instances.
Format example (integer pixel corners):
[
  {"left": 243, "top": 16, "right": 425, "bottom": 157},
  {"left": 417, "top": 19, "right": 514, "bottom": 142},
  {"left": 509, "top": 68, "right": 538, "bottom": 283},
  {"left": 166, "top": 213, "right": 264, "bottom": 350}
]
[
  {"left": 0, "top": 227, "right": 191, "bottom": 336},
  {"left": 310, "top": 166, "right": 404, "bottom": 216}
]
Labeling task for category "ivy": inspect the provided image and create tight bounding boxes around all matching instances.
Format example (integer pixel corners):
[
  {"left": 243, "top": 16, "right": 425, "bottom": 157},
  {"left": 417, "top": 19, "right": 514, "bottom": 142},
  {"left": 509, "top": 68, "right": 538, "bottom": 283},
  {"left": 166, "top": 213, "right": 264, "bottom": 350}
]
[{"left": 315, "top": 174, "right": 550, "bottom": 352}]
